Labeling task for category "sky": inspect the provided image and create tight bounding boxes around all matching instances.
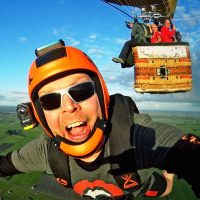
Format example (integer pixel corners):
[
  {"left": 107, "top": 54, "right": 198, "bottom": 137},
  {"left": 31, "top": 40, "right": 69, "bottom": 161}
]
[{"left": 0, "top": 0, "right": 200, "bottom": 112}]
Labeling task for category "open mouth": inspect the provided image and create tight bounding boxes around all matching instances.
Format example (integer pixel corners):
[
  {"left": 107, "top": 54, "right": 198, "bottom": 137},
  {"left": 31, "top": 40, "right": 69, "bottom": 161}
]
[{"left": 65, "top": 121, "right": 91, "bottom": 142}]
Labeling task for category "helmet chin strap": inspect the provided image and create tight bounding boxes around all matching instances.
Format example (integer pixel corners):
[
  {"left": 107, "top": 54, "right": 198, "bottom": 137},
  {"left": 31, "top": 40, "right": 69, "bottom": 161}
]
[{"left": 52, "top": 118, "right": 107, "bottom": 158}]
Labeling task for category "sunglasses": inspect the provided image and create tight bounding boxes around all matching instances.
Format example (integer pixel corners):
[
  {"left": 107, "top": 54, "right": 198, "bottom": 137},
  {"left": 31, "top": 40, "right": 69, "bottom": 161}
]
[{"left": 39, "top": 81, "right": 95, "bottom": 111}]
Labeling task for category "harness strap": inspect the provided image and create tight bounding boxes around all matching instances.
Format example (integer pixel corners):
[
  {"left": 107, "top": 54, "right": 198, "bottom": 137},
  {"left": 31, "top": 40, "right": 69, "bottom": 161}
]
[
  {"left": 48, "top": 140, "right": 72, "bottom": 188},
  {"left": 107, "top": 94, "right": 142, "bottom": 194}
]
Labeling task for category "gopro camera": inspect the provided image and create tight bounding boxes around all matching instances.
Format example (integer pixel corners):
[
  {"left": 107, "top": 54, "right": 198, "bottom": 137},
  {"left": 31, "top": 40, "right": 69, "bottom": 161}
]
[
  {"left": 35, "top": 39, "right": 65, "bottom": 57},
  {"left": 16, "top": 103, "right": 38, "bottom": 130}
]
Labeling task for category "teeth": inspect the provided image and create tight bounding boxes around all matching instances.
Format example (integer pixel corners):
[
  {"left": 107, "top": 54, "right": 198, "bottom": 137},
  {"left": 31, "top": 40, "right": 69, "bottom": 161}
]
[{"left": 67, "top": 121, "right": 84, "bottom": 129}]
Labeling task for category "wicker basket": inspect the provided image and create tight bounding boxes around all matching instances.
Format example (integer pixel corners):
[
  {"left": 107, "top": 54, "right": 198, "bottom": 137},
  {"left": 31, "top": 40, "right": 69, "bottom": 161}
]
[{"left": 133, "top": 43, "right": 192, "bottom": 93}]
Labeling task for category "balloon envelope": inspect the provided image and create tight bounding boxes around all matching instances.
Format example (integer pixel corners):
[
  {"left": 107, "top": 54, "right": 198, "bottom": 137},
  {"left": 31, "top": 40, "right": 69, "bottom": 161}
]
[{"left": 103, "top": 0, "right": 177, "bottom": 19}]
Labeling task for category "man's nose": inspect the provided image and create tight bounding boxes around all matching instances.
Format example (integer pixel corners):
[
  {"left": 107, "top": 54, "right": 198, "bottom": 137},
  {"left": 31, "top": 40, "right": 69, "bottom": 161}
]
[{"left": 61, "top": 94, "right": 80, "bottom": 113}]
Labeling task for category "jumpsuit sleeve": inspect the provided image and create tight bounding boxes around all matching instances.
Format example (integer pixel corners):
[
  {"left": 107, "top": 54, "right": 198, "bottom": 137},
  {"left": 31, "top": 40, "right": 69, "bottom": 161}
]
[
  {"left": 133, "top": 113, "right": 200, "bottom": 198},
  {"left": 11, "top": 133, "right": 52, "bottom": 173},
  {"left": 133, "top": 113, "right": 185, "bottom": 169}
]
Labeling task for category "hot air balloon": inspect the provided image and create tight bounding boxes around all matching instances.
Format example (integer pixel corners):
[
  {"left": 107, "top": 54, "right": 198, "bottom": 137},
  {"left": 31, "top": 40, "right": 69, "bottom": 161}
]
[{"left": 102, "top": 0, "right": 192, "bottom": 93}]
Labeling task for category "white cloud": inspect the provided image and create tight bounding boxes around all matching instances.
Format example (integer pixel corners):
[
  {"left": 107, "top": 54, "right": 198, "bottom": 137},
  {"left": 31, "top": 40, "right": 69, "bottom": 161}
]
[
  {"left": 19, "top": 37, "right": 28, "bottom": 42},
  {"left": 0, "top": 94, "right": 29, "bottom": 106},
  {"left": 70, "top": 41, "right": 80, "bottom": 46},
  {"left": 51, "top": 27, "right": 67, "bottom": 35},
  {"left": 115, "top": 38, "right": 127, "bottom": 45},
  {"left": 176, "top": 6, "right": 185, "bottom": 12},
  {"left": 89, "top": 34, "right": 97, "bottom": 40},
  {"left": 137, "top": 101, "right": 200, "bottom": 112},
  {"left": 65, "top": 36, "right": 80, "bottom": 46},
  {"left": 87, "top": 48, "right": 104, "bottom": 55}
]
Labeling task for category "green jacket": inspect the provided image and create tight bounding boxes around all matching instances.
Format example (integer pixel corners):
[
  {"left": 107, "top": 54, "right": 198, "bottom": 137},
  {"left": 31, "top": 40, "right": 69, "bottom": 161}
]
[{"left": 131, "top": 23, "right": 150, "bottom": 43}]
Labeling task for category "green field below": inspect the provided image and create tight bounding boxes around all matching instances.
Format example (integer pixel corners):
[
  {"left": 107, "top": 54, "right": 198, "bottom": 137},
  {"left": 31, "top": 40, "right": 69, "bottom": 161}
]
[{"left": 0, "top": 109, "right": 200, "bottom": 199}]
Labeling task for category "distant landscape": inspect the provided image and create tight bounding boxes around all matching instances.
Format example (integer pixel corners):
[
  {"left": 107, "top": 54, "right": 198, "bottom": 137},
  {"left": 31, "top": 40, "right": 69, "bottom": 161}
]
[{"left": 0, "top": 106, "right": 200, "bottom": 200}]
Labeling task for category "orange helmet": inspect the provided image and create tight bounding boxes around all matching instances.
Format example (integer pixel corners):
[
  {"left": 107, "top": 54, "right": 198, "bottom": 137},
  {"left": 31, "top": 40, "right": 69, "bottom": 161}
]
[{"left": 28, "top": 40, "right": 110, "bottom": 158}]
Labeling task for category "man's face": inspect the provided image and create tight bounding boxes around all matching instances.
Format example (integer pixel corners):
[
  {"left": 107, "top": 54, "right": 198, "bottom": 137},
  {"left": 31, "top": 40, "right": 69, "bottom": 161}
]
[
  {"left": 38, "top": 73, "right": 102, "bottom": 143},
  {"left": 164, "top": 20, "right": 171, "bottom": 28}
]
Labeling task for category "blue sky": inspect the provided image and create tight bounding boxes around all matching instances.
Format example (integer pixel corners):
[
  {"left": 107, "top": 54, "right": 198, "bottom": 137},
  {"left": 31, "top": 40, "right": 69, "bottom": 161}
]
[{"left": 0, "top": 0, "right": 200, "bottom": 112}]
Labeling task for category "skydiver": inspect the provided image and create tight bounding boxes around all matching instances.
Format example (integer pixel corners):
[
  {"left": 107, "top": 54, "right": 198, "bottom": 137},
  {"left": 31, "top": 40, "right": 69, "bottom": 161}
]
[{"left": 0, "top": 39, "right": 200, "bottom": 200}]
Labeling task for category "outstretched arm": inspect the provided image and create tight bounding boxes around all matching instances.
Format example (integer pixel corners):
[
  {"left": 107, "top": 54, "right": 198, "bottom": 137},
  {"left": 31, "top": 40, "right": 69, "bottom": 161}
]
[
  {"left": 0, "top": 134, "right": 51, "bottom": 176},
  {"left": 133, "top": 113, "right": 200, "bottom": 198},
  {"left": 0, "top": 152, "right": 21, "bottom": 176}
]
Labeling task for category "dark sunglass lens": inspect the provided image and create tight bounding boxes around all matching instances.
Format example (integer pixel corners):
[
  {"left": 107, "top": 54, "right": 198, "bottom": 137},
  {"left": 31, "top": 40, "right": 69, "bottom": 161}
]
[
  {"left": 69, "top": 82, "right": 95, "bottom": 102},
  {"left": 39, "top": 93, "right": 61, "bottom": 110}
]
